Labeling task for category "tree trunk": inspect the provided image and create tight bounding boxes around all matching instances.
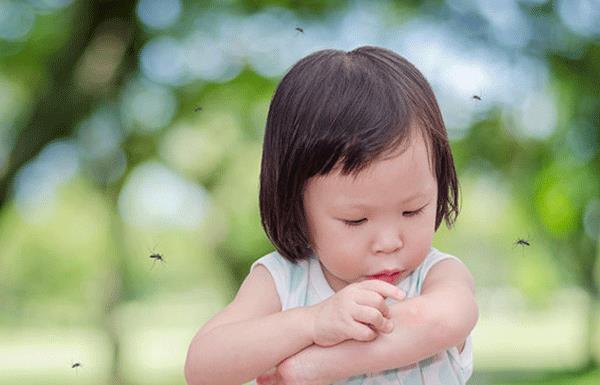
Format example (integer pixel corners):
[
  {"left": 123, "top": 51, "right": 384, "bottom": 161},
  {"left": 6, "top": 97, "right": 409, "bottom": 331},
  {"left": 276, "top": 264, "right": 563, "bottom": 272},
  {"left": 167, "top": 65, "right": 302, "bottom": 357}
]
[{"left": 0, "top": 0, "right": 139, "bottom": 207}]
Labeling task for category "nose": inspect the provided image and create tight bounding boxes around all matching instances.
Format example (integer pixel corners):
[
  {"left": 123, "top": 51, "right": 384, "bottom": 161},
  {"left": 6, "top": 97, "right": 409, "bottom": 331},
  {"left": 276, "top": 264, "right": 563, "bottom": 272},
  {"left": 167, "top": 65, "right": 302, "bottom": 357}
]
[{"left": 373, "top": 226, "right": 404, "bottom": 255}]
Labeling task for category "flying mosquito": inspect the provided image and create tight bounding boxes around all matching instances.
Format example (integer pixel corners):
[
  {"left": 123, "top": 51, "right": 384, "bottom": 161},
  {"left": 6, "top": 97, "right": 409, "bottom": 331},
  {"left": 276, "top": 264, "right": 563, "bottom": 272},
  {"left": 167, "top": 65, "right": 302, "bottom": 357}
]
[
  {"left": 513, "top": 235, "right": 533, "bottom": 256},
  {"left": 149, "top": 252, "right": 166, "bottom": 270},
  {"left": 148, "top": 244, "right": 166, "bottom": 271},
  {"left": 471, "top": 88, "right": 483, "bottom": 101},
  {"left": 71, "top": 361, "right": 82, "bottom": 375},
  {"left": 514, "top": 238, "right": 531, "bottom": 247}
]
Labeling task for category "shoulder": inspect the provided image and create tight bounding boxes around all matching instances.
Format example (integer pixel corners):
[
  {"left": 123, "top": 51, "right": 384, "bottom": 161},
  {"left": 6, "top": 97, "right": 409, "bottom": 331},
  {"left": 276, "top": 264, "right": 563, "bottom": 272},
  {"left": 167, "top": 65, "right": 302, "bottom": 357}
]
[
  {"left": 250, "top": 251, "right": 310, "bottom": 310},
  {"left": 250, "top": 251, "right": 307, "bottom": 284},
  {"left": 251, "top": 251, "right": 301, "bottom": 273},
  {"left": 421, "top": 249, "right": 475, "bottom": 294},
  {"left": 195, "top": 253, "right": 286, "bottom": 337},
  {"left": 235, "top": 261, "right": 281, "bottom": 312}
]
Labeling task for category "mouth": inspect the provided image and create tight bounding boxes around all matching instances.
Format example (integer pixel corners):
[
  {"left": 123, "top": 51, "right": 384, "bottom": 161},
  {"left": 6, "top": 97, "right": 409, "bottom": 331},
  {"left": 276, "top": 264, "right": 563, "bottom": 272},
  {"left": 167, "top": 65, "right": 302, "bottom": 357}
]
[{"left": 366, "top": 271, "right": 402, "bottom": 284}]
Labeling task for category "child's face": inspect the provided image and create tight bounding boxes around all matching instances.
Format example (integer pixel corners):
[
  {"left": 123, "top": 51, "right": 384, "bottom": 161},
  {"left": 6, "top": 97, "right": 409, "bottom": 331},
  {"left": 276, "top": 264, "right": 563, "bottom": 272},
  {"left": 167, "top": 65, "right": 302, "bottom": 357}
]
[{"left": 303, "top": 132, "right": 438, "bottom": 292}]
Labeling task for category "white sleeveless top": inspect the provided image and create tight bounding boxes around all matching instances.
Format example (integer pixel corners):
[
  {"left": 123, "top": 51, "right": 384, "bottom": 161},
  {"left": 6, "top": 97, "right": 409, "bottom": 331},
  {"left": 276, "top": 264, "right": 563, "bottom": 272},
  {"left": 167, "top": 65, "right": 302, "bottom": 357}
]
[{"left": 250, "top": 247, "right": 474, "bottom": 385}]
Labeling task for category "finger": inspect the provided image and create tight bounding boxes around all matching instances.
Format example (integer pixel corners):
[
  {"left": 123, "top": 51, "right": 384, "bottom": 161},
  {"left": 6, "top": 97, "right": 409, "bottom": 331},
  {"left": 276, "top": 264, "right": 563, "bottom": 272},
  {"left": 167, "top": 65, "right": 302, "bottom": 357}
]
[
  {"left": 352, "top": 306, "right": 394, "bottom": 334},
  {"left": 359, "top": 279, "right": 406, "bottom": 301},
  {"left": 353, "top": 290, "right": 391, "bottom": 318},
  {"left": 351, "top": 321, "right": 378, "bottom": 341}
]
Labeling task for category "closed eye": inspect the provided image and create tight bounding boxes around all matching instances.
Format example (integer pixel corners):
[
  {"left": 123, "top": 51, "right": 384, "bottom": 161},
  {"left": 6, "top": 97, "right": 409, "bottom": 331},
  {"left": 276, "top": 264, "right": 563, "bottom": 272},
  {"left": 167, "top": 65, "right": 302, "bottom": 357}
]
[
  {"left": 342, "top": 206, "right": 426, "bottom": 227},
  {"left": 343, "top": 218, "right": 366, "bottom": 227},
  {"left": 403, "top": 207, "right": 425, "bottom": 217}
]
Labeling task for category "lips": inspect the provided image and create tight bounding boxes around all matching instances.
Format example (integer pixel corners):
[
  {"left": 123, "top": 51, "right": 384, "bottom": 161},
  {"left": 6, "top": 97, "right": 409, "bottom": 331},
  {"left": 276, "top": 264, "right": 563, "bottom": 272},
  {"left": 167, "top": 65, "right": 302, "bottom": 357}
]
[{"left": 367, "top": 270, "right": 402, "bottom": 284}]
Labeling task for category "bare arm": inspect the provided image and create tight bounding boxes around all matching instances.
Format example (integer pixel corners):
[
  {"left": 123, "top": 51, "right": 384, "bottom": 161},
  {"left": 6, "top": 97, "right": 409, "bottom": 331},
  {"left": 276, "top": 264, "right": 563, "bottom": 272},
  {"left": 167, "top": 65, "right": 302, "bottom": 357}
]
[
  {"left": 184, "top": 264, "right": 316, "bottom": 385},
  {"left": 281, "top": 259, "right": 478, "bottom": 384},
  {"left": 185, "top": 306, "right": 314, "bottom": 385}
]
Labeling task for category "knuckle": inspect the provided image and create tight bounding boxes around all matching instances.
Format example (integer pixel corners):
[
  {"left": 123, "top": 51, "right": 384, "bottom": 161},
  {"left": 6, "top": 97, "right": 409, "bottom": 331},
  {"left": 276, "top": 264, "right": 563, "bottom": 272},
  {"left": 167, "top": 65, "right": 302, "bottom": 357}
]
[
  {"left": 344, "top": 313, "right": 354, "bottom": 325},
  {"left": 339, "top": 296, "right": 352, "bottom": 309},
  {"left": 343, "top": 286, "right": 357, "bottom": 299}
]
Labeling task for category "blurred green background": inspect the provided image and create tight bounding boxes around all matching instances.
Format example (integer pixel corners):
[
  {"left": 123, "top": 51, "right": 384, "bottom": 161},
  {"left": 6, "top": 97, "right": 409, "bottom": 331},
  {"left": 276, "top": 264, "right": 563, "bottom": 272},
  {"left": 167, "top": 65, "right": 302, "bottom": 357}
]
[{"left": 0, "top": 0, "right": 599, "bottom": 384}]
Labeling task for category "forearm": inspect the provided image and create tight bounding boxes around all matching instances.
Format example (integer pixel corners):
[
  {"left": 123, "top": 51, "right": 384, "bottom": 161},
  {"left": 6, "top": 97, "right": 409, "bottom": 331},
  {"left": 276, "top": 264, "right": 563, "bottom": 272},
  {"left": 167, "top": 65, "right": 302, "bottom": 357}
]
[
  {"left": 184, "top": 307, "right": 313, "bottom": 385},
  {"left": 289, "top": 294, "right": 470, "bottom": 384}
]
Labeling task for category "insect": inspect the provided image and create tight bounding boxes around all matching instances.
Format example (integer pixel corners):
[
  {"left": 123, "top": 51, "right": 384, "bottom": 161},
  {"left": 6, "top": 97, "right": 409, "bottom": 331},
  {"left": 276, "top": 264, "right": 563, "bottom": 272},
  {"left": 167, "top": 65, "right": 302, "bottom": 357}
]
[
  {"left": 71, "top": 362, "right": 82, "bottom": 375},
  {"left": 149, "top": 252, "right": 166, "bottom": 270},
  {"left": 513, "top": 238, "right": 531, "bottom": 247},
  {"left": 471, "top": 87, "right": 483, "bottom": 101},
  {"left": 194, "top": 106, "right": 203, "bottom": 112},
  {"left": 295, "top": 26, "right": 304, "bottom": 33},
  {"left": 513, "top": 235, "right": 533, "bottom": 257},
  {"left": 147, "top": 243, "right": 166, "bottom": 271}
]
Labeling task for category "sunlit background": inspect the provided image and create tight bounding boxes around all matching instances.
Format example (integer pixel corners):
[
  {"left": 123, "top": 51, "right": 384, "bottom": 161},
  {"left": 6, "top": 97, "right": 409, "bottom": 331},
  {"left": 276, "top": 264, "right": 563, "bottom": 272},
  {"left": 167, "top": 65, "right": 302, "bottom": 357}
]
[{"left": 0, "top": 0, "right": 599, "bottom": 384}]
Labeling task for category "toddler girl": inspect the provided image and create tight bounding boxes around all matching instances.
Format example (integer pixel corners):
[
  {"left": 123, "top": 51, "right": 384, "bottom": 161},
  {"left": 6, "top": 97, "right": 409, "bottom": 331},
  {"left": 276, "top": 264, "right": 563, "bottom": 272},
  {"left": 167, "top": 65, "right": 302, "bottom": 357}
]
[{"left": 185, "top": 45, "right": 478, "bottom": 385}]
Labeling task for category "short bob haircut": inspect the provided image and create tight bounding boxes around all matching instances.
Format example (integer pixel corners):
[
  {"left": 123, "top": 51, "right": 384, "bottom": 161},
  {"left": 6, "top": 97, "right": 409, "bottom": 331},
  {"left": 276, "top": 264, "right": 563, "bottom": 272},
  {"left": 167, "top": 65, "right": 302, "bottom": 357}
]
[{"left": 259, "top": 46, "right": 460, "bottom": 264}]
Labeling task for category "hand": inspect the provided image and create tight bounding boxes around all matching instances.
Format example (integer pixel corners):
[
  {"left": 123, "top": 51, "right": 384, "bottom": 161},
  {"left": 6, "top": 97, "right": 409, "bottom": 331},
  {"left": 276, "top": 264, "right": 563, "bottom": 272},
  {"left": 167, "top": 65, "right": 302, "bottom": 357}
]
[{"left": 307, "top": 279, "right": 406, "bottom": 347}]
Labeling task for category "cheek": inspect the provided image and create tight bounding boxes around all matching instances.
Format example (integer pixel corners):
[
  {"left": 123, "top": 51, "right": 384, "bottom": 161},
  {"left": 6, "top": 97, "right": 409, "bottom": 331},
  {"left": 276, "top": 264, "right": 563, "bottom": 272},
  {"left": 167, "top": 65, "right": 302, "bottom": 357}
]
[
  {"left": 407, "top": 210, "right": 436, "bottom": 248},
  {"left": 313, "top": 226, "right": 365, "bottom": 263},
  {"left": 321, "top": 226, "right": 356, "bottom": 251},
  {"left": 309, "top": 215, "right": 343, "bottom": 247},
  {"left": 422, "top": 204, "right": 438, "bottom": 230}
]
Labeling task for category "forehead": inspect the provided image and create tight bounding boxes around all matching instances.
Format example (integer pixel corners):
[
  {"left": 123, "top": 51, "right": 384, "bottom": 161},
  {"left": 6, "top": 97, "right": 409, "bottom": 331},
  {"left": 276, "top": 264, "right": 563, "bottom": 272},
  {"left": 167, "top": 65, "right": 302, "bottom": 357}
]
[{"left": 305, "top": 132, "right": 436, "bottom": 207}]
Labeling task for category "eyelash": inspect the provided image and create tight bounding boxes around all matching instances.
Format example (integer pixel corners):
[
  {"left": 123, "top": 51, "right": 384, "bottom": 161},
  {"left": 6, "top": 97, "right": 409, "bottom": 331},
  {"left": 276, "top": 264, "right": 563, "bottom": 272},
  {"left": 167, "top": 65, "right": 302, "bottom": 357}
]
[{"left": 342, "top": 207, "right": 425, "bottom": 227}]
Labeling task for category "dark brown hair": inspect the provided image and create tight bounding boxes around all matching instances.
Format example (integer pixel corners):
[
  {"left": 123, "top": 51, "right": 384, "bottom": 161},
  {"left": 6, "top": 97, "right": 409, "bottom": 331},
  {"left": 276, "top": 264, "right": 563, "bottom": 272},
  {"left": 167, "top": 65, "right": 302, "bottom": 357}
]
[{"left": 259, "top": 46, "right": 460, "bottom": 264}]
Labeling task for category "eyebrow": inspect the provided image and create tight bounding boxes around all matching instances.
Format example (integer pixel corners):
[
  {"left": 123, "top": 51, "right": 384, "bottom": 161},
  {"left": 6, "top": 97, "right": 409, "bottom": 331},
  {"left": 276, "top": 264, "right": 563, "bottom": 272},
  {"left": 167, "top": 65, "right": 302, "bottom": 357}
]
[{"left": 336, "top": 192, "right": 427, "bottom": 209}]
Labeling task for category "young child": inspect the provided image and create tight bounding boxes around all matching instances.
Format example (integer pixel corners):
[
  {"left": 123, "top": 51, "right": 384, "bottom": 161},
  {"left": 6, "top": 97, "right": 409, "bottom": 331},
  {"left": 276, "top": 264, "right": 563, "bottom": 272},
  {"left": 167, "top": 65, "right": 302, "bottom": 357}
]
[{"left": 184, "top": 46, "right": 478, "bottom": 385}]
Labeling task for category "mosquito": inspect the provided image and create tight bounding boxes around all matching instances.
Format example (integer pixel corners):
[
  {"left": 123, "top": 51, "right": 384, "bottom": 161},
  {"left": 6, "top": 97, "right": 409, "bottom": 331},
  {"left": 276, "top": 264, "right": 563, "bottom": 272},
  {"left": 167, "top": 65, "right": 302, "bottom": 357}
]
[
  {"left": 295, "top": 26, "right": 304, "bottom": 34},
  {"left": 148, "top": 244, "right": 166, "bottom": 271},
  {"left": 513, "top": 234, "right": 533, "bottom": 256},
  {"left": 472, "top": 88, "right": 482, "bottom": 101},
  {"left": 514, "top": 238, "right": 531, "bottom": 247},
  {"left": 71, "top": 361, "right": 82, "bottom": 375}
]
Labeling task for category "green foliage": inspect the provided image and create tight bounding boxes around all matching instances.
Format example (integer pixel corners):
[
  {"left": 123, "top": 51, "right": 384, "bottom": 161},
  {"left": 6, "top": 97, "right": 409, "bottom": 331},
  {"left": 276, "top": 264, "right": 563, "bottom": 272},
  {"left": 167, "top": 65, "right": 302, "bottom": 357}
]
[{"left": 1, "top": 0, "right": 599, "bottom": 382}]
